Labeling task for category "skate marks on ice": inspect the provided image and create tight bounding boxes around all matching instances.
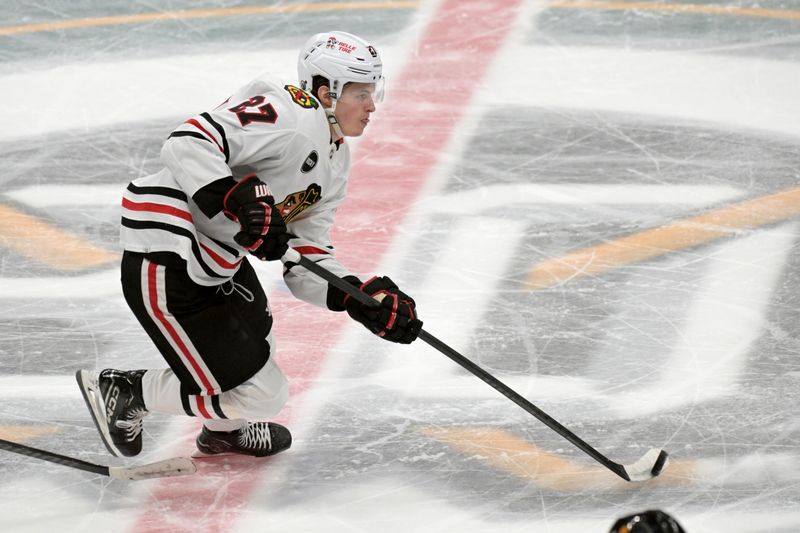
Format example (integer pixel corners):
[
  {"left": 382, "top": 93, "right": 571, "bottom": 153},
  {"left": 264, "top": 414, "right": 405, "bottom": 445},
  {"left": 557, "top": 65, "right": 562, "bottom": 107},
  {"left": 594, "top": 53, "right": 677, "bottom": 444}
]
[
  {"left": 375, "top": 180, "right": 796, "bottom": 416},
  {"left": 315, "top": 103, "right": 800, "bottom": 524},
  {"left": 0, "top": 1, "right": 420, "bottom": 38},
  {"left": 0, "top": 202, "right": 116, "bottom": 270},
  {"left": 1, "top": 2, "right": 800, "bottom": 532},
  {"left": 524, "top": 186, "right": 800, "bottom": 290},
  {"left": 422, "top": 427, "right": 800, "bottom": 491}
]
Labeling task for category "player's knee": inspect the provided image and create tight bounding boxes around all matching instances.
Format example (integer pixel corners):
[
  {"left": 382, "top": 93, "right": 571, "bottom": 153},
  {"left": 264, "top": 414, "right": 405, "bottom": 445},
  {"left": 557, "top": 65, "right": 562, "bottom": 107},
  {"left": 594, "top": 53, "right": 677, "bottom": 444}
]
[
  {"left": 243, "top": 372, "right": 288, "bottom": 419},
  {"left": 264, "top": 377, "right": 289, "bottom": 411},
  {"left": 224, "top": 356, "right": 289, "bottom": 420}
]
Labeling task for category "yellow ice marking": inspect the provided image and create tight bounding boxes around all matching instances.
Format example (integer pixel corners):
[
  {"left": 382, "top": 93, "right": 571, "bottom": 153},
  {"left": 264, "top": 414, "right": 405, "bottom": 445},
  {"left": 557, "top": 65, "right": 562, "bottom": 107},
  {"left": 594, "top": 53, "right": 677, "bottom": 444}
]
[
  {"left": 526, "top": 186, "right": 800, "bottom": 290},
  {"left": 2, "top": 0, "right": 795, "bottom": 36},
  {"left": 0, "top": 425, "right": 60, "bottom": 442},
  {"left": 0, "top": 203, "right": 118, "bottom": 270},
  {"left": 548, "top": 0, "right": 800, "bottom": 21},
  {"left": 0, "top": 1, "right": 419, "bottom": 36},
  {"left": 422, "top": 426, "right": 694, "bottom": 490}
]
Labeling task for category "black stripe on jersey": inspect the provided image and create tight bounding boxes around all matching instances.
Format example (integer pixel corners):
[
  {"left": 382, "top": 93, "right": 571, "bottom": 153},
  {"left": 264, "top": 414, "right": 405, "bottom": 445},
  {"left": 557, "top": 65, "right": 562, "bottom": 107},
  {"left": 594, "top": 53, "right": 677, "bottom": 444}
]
[
  {"left": 211, "top": 395, "right": 227, "bottom": 419},
  {"left": 209, "top": 236, "right": 240, "bottom": 257},
  {"left": 121, "top": 217, "right": 229, "bottom": 280},
  {"left": 192, "top": 176, "right": 237, "bottom": 219},
  {"left": 127, "top": 182, "right": 188, "bottom": 202},
  {"left": 180, "top": 389, "right": 195, "bottom": 417},
  {"left": 201, "top": 112, "right": 230, "bottom": 163},
  {"left": 169, "top": 131, "right": 212, "bottom": 144}
]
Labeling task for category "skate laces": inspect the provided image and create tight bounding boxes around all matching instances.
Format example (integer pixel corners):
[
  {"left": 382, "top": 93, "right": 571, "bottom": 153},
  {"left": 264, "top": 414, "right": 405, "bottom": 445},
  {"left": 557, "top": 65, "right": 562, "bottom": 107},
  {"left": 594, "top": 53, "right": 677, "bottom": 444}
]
[
  {"left": 239, "top": 423, "right": 272, "bottom": 451},
  {"left": 115, "top": 407, "right": 147, "bottom": 441}
]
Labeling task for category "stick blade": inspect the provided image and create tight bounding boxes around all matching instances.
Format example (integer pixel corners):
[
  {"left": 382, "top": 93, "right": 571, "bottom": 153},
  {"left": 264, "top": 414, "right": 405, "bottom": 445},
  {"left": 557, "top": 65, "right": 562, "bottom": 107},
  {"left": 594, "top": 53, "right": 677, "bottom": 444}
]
[
  {"left": 108, "top": 457, "right": 196, "bottom": 481},
  {"left": 622, "top": 448, "right": 669, "bottom": 482}
]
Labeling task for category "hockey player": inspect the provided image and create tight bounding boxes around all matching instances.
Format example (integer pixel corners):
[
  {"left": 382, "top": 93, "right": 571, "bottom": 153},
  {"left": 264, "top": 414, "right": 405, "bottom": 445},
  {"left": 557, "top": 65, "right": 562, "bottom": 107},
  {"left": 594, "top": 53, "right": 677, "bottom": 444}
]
[{"left": 76, "top": 32, "right": 422, "bottom": 458}]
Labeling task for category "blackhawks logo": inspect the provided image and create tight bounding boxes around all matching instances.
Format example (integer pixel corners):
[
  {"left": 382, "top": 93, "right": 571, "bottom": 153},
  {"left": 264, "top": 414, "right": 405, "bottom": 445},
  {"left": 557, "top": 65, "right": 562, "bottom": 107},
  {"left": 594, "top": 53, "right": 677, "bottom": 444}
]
[
  {"left": 284, "top": 85, "right": 318, "bottom": 109},
  {"left": 275, "top": 183, "right": 322, "bottom": 222}
]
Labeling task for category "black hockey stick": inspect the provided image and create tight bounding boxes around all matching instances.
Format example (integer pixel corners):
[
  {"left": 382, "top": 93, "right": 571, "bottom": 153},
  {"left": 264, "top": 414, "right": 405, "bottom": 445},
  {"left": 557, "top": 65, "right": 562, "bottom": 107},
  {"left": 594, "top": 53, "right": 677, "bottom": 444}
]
[
  {"left": 282, "top": 249, "right": 669, "bottom": 482},
  {"left": 0, "top": 437, "right": 196, "bottom": 480}
]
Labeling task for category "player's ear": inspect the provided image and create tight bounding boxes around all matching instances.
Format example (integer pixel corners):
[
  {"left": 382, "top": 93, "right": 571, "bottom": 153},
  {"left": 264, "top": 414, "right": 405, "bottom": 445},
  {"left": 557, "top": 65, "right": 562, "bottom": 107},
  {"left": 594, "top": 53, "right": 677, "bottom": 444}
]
[{"left": 316, "top": 86, "right": 333, "bottom": 108}]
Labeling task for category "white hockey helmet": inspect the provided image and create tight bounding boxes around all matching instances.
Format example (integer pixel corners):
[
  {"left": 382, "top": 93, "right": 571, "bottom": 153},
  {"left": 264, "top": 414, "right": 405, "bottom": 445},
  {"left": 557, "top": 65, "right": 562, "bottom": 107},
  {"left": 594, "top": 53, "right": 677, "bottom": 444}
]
[{"left": 297, "top": 32, "right": 385, "bottom": 104}]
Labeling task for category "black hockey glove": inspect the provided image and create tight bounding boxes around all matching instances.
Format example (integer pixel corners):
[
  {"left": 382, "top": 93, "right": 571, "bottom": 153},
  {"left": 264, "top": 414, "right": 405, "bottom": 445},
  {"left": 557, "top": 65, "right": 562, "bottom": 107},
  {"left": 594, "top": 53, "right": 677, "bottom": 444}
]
[
  {"left": 339, "top": 276, "right": 422, "bottom": 344},
  {"left": 223, "top": 174, "right": 289, "bottom": 261}
]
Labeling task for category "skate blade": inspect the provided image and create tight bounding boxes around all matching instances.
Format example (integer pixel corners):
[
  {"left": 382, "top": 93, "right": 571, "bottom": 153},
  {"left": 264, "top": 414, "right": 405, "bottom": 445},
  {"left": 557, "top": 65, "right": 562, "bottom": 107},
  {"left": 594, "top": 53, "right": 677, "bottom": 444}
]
[
  {"left": 191, "top": 449, "right": 243, "bottom": 459},
  {"left": 191, "top": 448, "right": 276, "bottom": 459},
  {"left": 191, "top": 449, "right": 217, "bottom": 458},
  {"left": 75, "top": 370, "right": 124, "bottom": 458}
]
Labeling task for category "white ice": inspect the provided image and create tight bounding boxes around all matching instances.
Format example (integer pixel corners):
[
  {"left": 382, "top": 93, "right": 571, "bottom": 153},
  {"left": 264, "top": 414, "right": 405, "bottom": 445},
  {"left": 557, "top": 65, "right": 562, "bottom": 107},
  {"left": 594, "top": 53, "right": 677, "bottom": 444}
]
[{"left": 1, "top": 1, "right": 799, "bottom": 532}]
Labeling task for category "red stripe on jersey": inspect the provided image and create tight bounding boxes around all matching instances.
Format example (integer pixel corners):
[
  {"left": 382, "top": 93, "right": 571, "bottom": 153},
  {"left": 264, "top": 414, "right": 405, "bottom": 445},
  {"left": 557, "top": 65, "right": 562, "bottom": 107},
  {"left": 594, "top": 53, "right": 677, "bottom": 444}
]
[
  {"left": 185, "top": 118, "right": 225, "bottom": 156},
  {"left": 293, "top": 246, "right": 329, "bottom": 256},
  {"left": 199, "top": 242, "right": 242, "bottom": 270},
  {"left": 122, "top": 198, "right": 193, "bottom": 223},
  {"left": 146, "top": 262, "right": 216, "bottom": 395},
  {"left": 194, "top": 396, "right": 212, "bottom": 419}
]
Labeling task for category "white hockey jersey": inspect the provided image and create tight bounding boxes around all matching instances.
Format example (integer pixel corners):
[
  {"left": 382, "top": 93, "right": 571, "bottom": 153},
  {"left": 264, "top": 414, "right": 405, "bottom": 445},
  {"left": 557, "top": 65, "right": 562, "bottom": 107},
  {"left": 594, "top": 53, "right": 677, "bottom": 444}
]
[{"left": 120, "top": 72, "right": 355, "bottom": 308}]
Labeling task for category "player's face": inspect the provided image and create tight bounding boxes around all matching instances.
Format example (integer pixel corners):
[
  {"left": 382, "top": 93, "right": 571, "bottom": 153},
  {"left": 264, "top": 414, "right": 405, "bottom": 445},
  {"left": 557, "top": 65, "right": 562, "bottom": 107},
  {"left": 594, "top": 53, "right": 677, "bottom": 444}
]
[{"left": 335, "top": 82, "right": 378, "bottom": 137}]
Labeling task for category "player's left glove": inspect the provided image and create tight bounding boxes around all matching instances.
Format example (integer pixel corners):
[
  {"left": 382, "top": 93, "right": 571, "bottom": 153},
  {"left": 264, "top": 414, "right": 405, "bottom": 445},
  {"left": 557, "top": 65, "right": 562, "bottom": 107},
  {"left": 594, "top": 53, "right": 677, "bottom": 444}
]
[
  {"left": 329, "top": 276, "right": 422, "bottom": 344},
  {"left": 223, "top": 174, "right": 289, "bottom": 261}
]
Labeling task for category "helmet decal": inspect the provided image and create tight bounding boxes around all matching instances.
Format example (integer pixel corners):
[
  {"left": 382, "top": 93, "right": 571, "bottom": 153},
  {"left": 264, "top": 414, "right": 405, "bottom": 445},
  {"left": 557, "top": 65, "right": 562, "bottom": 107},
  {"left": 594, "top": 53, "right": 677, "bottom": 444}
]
[{"left": 337, "top": 40, "right": 356, "bottom": 54}]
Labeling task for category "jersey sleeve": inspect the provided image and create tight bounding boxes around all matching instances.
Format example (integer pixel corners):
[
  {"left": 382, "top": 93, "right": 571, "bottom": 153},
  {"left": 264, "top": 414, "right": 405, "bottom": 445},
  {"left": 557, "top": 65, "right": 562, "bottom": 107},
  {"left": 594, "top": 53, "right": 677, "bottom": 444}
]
[
  {"left": 160, "top": 81, "right": 298, "bottom": 218},
  {"left": 282, "top": 181, "right": 356, "bottom": 309}
]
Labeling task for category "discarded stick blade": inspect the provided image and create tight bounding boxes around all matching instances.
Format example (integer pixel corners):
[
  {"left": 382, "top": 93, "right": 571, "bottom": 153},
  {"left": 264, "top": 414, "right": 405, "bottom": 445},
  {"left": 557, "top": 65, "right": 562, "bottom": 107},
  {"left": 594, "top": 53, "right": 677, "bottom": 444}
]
[{"left": 108, "top": 457, "right": 196, "bottom": 480}]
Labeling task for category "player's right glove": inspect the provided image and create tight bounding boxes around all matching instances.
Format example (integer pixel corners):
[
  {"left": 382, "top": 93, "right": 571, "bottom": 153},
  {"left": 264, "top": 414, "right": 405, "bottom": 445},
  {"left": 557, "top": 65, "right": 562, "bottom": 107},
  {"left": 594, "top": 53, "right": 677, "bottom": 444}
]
[
  {"left": 223, "top": 174, "right": 289, "bottom": 261},
  {"left": 337, "top": 276, "right": 422, "bottom": 344}
]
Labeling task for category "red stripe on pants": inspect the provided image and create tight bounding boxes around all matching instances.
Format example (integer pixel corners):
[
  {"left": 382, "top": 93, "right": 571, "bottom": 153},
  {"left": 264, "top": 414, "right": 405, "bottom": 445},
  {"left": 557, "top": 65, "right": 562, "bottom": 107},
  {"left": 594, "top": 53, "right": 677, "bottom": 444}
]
[{"left": 146, "top": 262, "right": 217, "bottom": 395}]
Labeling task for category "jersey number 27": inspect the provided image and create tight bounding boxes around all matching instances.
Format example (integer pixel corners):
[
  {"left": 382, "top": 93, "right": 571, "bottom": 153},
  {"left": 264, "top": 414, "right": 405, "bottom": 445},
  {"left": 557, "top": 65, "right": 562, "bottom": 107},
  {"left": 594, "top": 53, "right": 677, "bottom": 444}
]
[{"left": 229, "top": 96, "right": 278, "bottom": 127}]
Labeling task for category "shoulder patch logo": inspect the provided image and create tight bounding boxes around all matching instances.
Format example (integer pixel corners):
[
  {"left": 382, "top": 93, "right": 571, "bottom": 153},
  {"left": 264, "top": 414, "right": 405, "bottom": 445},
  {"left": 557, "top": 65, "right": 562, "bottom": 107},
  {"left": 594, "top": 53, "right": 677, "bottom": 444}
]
[
  {"left": 301, "top": 151, "right": 318, "bottom": 173},
  {"left": 284, "top": 85, "right": 319, "bottom": 109},
  {"left": 275, "top": 183, "right": 322, "bottom": 222}
]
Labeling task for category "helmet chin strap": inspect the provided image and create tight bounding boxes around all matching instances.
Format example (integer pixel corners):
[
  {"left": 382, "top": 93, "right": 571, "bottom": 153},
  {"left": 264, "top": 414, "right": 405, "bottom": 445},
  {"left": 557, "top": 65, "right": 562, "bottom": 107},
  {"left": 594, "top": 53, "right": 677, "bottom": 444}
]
[{"left": 326, "top": 99, "right": 344, "bottom": 140}]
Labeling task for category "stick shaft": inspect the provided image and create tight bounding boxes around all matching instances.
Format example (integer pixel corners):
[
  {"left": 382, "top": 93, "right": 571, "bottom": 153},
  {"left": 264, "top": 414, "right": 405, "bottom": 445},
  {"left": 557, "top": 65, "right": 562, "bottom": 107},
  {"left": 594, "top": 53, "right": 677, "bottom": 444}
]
[
  {"left": 416, "top": 329, "right": 626, "bottom": 478},
  {"left": 0, "top": 437, "right": 109, "bottom": 476},
  {"left": 288, "top": 252, "right": 629, "bottom": 479}
]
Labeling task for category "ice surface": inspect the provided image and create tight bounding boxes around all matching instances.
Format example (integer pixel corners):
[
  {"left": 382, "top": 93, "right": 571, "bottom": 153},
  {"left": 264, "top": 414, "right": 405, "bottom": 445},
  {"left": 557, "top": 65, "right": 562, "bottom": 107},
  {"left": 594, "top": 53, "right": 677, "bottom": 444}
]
[{"left": 1, "top": 1, "right": 799, "bottom": 532}]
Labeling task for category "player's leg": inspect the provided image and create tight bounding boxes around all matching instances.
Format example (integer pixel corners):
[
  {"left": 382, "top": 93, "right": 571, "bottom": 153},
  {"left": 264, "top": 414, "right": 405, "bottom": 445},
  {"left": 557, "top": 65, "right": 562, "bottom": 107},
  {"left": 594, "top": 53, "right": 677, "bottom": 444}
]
[
  {"left": 77, "top": 251, "right": 276, "bottom": 457},
  {"left": 193, "top": 347, "right": 292, "bottom": 457},
  {"left": 140, "top": 352, "right": 292, "bottom": 457},
  {"left": 186, "top": 259, "right": 291, "bottom": 456},
  {"left": 135, "top": 254, "right": 292, "bottom": 457},
  {"left": 76, "top": 251, "right": 177, "bottom": 457}
]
